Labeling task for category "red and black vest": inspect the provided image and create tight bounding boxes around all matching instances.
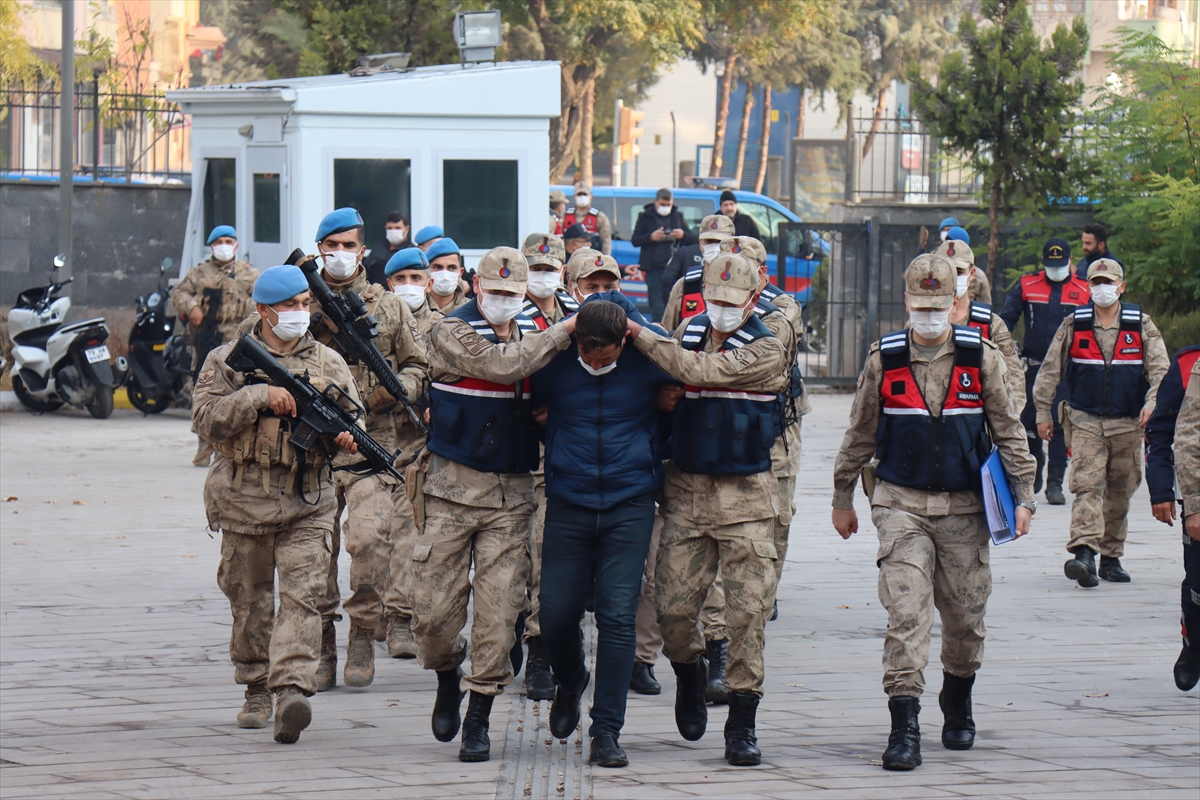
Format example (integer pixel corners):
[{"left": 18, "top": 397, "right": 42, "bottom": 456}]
[
  {"left": 427, "top": 301, "right": 541, "bottom": 474},
  {"left": 562, "top": 206, "right": 602, "bottom": 250},
  {"left": 875, "top": 327, "right": 992, "bottom": 492},
  {"left": 671, "top": 312, "right": 778, "bottom": 475},
  {"left": 521, "top": 291, "right": 579, "bottom": 331},
  {"left": 1067, "top": 303, "right": 1149, "bottom": 418},
  {"left": 680, "top": 266, "right": 706, "bottom": 320},
  {"left": 1019, "top": 271, "right": 1090, "bottom": 305},
  {"left": 966, "top": 301, "right": 993, "bottom": 339}
]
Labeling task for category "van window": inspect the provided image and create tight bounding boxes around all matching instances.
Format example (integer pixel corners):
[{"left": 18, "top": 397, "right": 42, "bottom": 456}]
[{"left": 738, "top": 201, "right": 779, "bottom": 253}]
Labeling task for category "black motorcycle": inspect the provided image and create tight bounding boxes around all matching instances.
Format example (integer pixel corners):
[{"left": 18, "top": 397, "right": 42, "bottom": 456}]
[{"left": 125, "top": 258, "right": 192, "bottom": 414}]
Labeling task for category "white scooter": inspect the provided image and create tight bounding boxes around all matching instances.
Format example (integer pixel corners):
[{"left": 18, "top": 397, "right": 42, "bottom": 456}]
[{"left": 9, "top": 255, "right": 120, "bottom": 419}]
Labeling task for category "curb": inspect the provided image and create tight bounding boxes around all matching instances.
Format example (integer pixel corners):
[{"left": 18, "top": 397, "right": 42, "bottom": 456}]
[{"left": 0, "top": 388, "right": 135, "bottom": 412}]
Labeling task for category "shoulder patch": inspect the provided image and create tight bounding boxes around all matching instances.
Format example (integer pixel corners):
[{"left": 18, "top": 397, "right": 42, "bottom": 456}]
[{"left": 195, "top": 370, "right": 214, "bottom": 391}]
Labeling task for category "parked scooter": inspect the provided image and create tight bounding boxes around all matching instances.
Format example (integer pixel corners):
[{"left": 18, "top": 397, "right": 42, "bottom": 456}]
[
  {"left": 9, "top": 255, "right": 119, "bottom": 419},
  {"left": 125, "top": 257, "right": 193, "bottom": 413}
]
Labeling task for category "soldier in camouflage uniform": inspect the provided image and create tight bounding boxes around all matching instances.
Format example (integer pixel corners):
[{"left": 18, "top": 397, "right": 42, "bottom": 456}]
[
  {"left": 624, "top": 252, "right": 788, "bottom": 766},
  {"left": 173, "top": 225, "right": 260, "bottom": 467},
  {"left": 426, "top": 238, "right": 471, "bottom": 314},
  {"left": 414, "top": 247, "right": 577, "bottom": 762},
  {"left": 1033, "top": 258, "right": 1168, "bottom": 587},
  {"left": 193, "top": 264, "right": 362, "bottom": 744},
  {"left": 380, "top": 247, "right": 442, "bottom": 659},
  {"left": 832, "top": 254, "right": 1035, "bottom": 771},
  {"left": 660, "top": 214, "right": 736, "bottom": 333},
  {"left": 1172, "top": 359, "right": 1200, "bottom": 690}
]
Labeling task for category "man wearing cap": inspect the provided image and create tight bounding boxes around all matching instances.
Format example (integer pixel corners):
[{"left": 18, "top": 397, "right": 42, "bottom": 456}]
[
  {"left": 303, "top": 208, "right": 429, "bottom": 691},
  {"left": 719, "top": 191, "right": 761, "bottom": 239},
  {"left": 562, "top": 223, "right": 593, "bottom": 258},
  {"left": 1000, "top": 238, "right": 1093, "bottom": 504},
  {"left": 943, "top": 227, "right": 992, "bottom": 303},
  {"left": 660, "top": 214, "right": 736, "bottom": 331},
  {"left": 632, "top": 188, "right": 696, "bottom": 322},
  {"left": 549, "top": 189, "right": 568, "bottom": 234},
  {"left": 935, "top": 238, "right": 1023, "bottom": 413},
  {"left": 426, "top": 238, "right": 470, "bottom": 314},
  {"left": 380, "top": 247, "right": 442, "bottom": 660},
  {"left": 415, "top": 225, "right": 445, "bottom": 252},
  {"left": 565, "top": 248, "right": 623, "bottom": 304},
  {"left": 193, "top": 264, "right": 363, "bottom": 745},
  {"left": 562, "top": 183, "right": 612, "bottom": 255},
  {"left": 832, "top": 254, "right": 1035, "bottom": 771},
  {"left": 413, "top": 248, "right": 578, "bottom": 762},
  {"left": 362, "top": 211, "right": 413, "bottom": 288},
  {"left": 173, "top": 225, "right": 260, "bottom": 466},
  {"left": 623, "top": 252, "right": 788, "bottom": 766},
  {"left": 1034, "top": 258, "right": 1169, "bottom": 588}
]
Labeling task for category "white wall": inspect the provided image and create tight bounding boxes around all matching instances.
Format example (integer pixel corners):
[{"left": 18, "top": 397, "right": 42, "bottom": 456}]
[{"left": 628, "top": 60, "right": 717, "bottom": 188}]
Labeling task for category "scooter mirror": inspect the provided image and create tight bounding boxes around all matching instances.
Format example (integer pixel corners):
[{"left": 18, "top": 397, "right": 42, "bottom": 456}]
[
  {"left": 53, "top": 254, "right": 66, "bottom": 268},
  {"left": 161, "top": 257, "right": 173, "bottom": 272}
]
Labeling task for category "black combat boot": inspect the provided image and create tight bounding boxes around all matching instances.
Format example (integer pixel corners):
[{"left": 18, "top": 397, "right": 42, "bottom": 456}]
[
  {"left": 770, "top": 600, "right": 779, "bottom": 622},
  {"left": 705, "top": 639, "right": 729, "bottom": 705},
  {"left": 1064, "top": 546, "right": 1099, "bottom": 588},
  {"left": 1175, "top": 629, "right": 1200, "bottom": 692},
  {"left": 458, "top": 691, "right": 494, "bottom": 762},
  {"left": 1045, "top": 463, "right": 1066, "bottom": 505},
  {"left": 724, "top": 692, "right": 762, "bottom": 766},
  {"left": 671, "top": 658, "right": 709, "bottom": 741},
  {"left": 1099, "top": 556, "right": 1131, "bottom": 583},
  {"left": 315, "top": 620, "right": 337, "bottom": 692},
  {"left": 524, "top": 636, "right": 556, "bottom": 701},
  {"left": 938, "top": 671, "right": 976, "bottom": 750},
  {"left": 431, "top": 667, "right": 465, "bottom": 742},
  {"left": 590, "top": 732, "right": 628, "bottom": 767},
  {"left": 882, "top": 696, "right": 922, "bottom": 770},
  {"left": 629, "top": 661, "right": 661, "bottom": 695},
  {"left": 1032, "top": 445, "right": 1046, "bottom": 494},
  {"left": 509, "top": 612, "right": 527, "bottom": 677},
  {"left": 549, "top": 670, "right": 590, "bottom": 740}
]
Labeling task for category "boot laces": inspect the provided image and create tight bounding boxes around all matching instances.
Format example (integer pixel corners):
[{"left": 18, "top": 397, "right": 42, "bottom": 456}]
[{"left": 348, "top": 626, "right": 373, "bottom": 668}]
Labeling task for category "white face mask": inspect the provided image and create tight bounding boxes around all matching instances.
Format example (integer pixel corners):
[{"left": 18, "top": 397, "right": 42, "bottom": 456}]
[
  {"left": 270, "top": 309, "right": 310, "bottom": 342},
  {"left": 575, "top": 194, "right": 590, "bottom": 208},
  {"left": 578, "top": 355, "right": 619, "bottom": 376},
  {"left": 701, "top": 242, "right": 722, "bottom": 263},
  {"left": 955, "top": 275, "right": 970, "bottom": 298},
  {"left": 385, "top": 228, "right": 406, "bottom": 245},
  {"left": 1045, "top": 265, "right": 1070, "bottom": 282},
  {"left": 479, "top": 292, "right": 524, "bottom": 325},
  {"left": 939, "top": 230, "right": 949, "bottom": 242},
  {"left": 527, "top": 271, "right": 561, "bottom": 299},
  {"left": 708, "top": 301, "right": 749, "bottom": 333},
  {"left": 322, "top": 250, "right": 359, "bottom": 280},
  {"left": 392, "top": 283, "right": 426, "bottom": 310},
  {"left": 909, "top": 309, "right": 951, "bottom": 338},
  {"left": 656, "top": 204, "right": 671, "bottom": 217},
  {"left": 431, "top": 270, "right": 460, "bottom": 296},
  {"left": 212, "top": 243, "right": 235, "bottom": 263},
  {"left": 1091, "top": 284, "right": 1120, "bottom": 308}
]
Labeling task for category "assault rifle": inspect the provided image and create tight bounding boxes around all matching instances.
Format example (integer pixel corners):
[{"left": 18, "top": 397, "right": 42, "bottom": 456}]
[
  {"left": 225, "top": 334, "right": 403, "bottom": 484},
  {"left": 192, "top": 287, "right": 224, "bottom": 378},
  {"left": 284, "top": 248, "right": 428, "bottom": 435}
]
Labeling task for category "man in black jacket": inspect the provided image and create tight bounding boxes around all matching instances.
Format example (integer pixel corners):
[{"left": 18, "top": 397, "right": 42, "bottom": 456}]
[
  {"left": 719, "top": 191, "right": 761, "bottom": 239},
  {"left": 363, "top": 211, "right": 412, "bottom": 287},
  {"left": 631, "top": 188, "right": 695, "bottom": 322}
]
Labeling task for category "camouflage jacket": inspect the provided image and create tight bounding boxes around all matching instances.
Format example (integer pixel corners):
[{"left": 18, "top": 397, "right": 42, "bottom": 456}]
[
  {"left": 171, "top": 257, "right": 259, "bottom": 343},
  {"left": 1177, "top": 360, "right": 1200, "bottom": 518}
]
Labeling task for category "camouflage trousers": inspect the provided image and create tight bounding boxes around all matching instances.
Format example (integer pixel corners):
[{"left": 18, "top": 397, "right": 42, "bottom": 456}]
[
  {"left": 317, "top": 474, "right": 398, "bottom": 630},
  {"left": 409, "top": 493, "right": 534, "bottom": 695},
  {"left": 655, "top": 512, "right": 777, "bottom": 696},
  {"left": 698, "top": 474, "right": 797, "bottom": 641},
  {"left": 382, "top": 478, "right": 419, "bottom": 623},
  {"left": 634, "top": 510, "right": 664, "bottom": 664},
  {"left": 217, "top": 527, "right": 332, "bottom": 695},
  {"left": 872, "top": 506, "right": 992, "bottom": 698},
  {"left": 523, "top": 480, "right": 547, "bottom": 641},
  {"left": 1067, "top": 426, "right": 1142, "bottom": 558}
]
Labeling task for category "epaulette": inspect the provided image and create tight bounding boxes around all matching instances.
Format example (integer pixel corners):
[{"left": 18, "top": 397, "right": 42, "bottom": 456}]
[{"left": 953, "top": 326, "right": 983, "bottom": 349}]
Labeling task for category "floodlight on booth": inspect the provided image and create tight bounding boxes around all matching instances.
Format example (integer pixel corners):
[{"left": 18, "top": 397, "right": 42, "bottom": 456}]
[{"left": 455, "top": 10, "right": 502, "bottom": 64}]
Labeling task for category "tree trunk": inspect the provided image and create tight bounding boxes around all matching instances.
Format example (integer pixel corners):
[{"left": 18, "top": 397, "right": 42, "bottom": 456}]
[
  {"left": 733, "top": 83, "right": 754, "bottom": 184},
  {"left": 709, "top": 47, "right": 739, "bottom": 177},
  {"left": 988, "top": 175, "right": 1001, "bottom": 284},
  {"left": 753, "top": 84, "right": 773, "bottom": 194},
  {"left": 860, "top": 87, "right": 888, "bottom": 160},
  {"left": 797, "top": 86, "right": 806, "bottom": 138},
  {"left": 579, "top": 79, "right": 595, "bottom": 187},
  {"left": 549, "top": 65, "right": 590, "bottom": 183}
]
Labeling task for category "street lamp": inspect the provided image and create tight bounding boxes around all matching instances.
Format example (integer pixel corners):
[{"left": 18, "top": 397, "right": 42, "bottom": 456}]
[{"left": 454, "top": 11, "right": 502, "bottom": 65}]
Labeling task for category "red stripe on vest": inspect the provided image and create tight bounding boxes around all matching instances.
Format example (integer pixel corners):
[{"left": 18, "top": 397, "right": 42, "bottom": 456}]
[
  {"left": 446, "top": 376, "right": 531, "bottom": 394},
  {"left": 1180, "top": 350, "right": 1200, "bottom": 390},
  {"left": 1114, "top": 329, "right": 1143, "bottom": 363},
  {"left": 1020, "top": 272, "right": 1090, "bottom": 305},
  {"left": 943, "top": 364, "right": 984, "bottom": 411},
  {"left": 562, "top": 209, "right": 599, "bottom": 234},
  {"left": 967, "top": 317, "right": 991, "bottom": 339},
  {"left": 880, "top": 365, "right": 928, "bottom": 411},
  {"left": 681, "top": 291, "right": 706, "bottom": 320}
]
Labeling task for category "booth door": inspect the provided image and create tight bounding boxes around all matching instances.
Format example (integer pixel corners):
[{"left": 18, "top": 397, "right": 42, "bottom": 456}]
[{"left": 246, "top": 146, "right": 290, "bottom": 267}]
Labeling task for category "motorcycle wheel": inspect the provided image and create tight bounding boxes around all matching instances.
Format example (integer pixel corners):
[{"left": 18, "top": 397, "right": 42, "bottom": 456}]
[
  {"left": 12, "top": 374, "right": 64, "bottom": 413},
  {"left": 86, "top": 381, "right": 115, "bottom": 419},
  {"left": 127, "top": 380, "right": 171, "bottom": 414}
]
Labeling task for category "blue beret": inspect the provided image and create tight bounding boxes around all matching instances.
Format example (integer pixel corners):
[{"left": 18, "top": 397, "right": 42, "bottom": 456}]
[
  {"left": 947, "top": 226, "right": 970, "bottom": 243},
  {"left": 414, "top": 225, "right": 444, "bottom": 246},
  {"left": 385, "top": 247, "right": 429, "bottom": 275},
  {"left": 316, "top": 207, "right": 365, "bottom": 242},
  {"left": 939, "top": 217, "right": 959, "bottom": 230},
  {"left": 425, "top": 237, "right": 460, "bottom": 261},
  {"left": 207, "top": 225, "right": 237, "bottom": 244},
  {"left": 252, "top": 265, "right": 309, "bottom": 305}
]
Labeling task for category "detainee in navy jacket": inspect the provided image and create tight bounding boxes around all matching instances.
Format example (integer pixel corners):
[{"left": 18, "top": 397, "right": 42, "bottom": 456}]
[
  {"left": 530, "top": 291, "right": 676, "bottom": 510},
  {"left": 1146, "top": 345, "right": 1200, "bottom": 505}
]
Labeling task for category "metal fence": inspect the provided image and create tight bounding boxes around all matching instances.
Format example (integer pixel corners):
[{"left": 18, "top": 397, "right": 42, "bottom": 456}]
[
  {"left": 0, "top": 82, "right": 189, "bottom": 182},
  {"left": 851, "top": 112, "right": 981, "bottom": 202}
]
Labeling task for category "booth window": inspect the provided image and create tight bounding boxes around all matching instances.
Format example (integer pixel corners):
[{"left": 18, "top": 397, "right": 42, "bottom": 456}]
[
  {"left": 334, "top": 159, "right": 411, "bottom": 244},
  {"left": 443, "top": 160, "right": 518, "bottom": 248},
  {"left": 203, "top": 158, "right": 236, "bottom": 235},
  {"left": 253, "top": 173, "right": 281, "bottom": 243}
]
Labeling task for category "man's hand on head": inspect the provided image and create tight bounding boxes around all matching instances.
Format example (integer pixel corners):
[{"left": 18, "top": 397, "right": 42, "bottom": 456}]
[{"left": 626, "top": 318, "right": 644, "bottom": 341}]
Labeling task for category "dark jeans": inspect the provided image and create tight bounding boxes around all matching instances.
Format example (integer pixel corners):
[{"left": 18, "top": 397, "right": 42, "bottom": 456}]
[
  {"left": 642, "top": 265, "right": 666, "bottom": 323},
  {"left": 1021, "top": 362, "right": 1068, "bottom": 470},
  {"left": 1184, "top": 535, "right": 1200, "bottom": 654},
  {"left": 539, "top": 493, "right": 656, "bottom": 739}
]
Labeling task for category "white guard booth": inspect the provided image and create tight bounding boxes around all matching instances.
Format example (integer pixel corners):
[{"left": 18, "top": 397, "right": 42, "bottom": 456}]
[{"left": 167, "top": 61, "right": 559, "bottom": 275}]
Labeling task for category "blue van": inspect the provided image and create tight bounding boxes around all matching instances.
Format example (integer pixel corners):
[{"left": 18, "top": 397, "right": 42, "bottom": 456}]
[{"left": 552, "top": 186, "right": 817, "bottom": 309}]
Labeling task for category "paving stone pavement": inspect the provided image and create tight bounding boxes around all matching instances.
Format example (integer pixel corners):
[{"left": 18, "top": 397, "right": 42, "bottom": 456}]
[{"left": 0, "top": 394, "right": 1196, "bottom": 800}]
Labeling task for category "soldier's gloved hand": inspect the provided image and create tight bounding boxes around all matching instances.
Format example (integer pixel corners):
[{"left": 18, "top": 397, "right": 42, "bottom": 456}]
[
  {"left": 188, "top": 307, "right": 204, "bottom": 327},
  {"left": 266, "top": 386, "right": 297, "bottom": 417},
  {"left": 832, "top": 508, "right": 858, "bottom": 539},
  {"left": 1152, "top": 501, "right": 1177, "bottom": 527},
  {"left": 335, "top": 431, "right": 358, "bottom": 454},
  {"left": 366, "top": 385, "right": 397, "bottom": 415}
]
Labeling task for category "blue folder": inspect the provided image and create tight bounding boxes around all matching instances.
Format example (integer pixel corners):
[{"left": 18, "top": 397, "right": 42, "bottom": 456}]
[{"left": 981, "top": 447, "right": 1017, "bottom": 545}]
